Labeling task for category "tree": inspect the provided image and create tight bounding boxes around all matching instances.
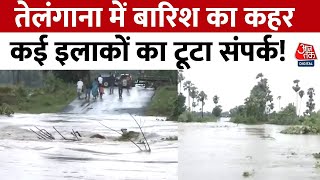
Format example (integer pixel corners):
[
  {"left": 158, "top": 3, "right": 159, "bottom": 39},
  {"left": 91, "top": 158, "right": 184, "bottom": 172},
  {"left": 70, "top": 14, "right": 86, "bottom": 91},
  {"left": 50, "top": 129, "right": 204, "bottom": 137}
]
[
  {"left": 212, "top": 105, "right": 222, "bottom": 117},
  {"left": 239, "top": 73, "right": 273, "bottom": 122},
  {"left": 268, "top": 103, "right": 274, "bottom": 114},
  {"left": 277, "top": 96, "right": 281, "bottom": 111},
  {"left": 305, "top": 88, "right": 315, "bottom": 116},
  {"left": 170, "top": 93, "right": 187, "bottom": 121},
  {"left": 52, "top": 70, "right": 90, "bottom": 83},
  {"left": 298, "top": 90, "right": 305, "bottom": 116},
  {"left": 213, "top": 95, "right": 219, "bottom": 105},
  {"left": 178, "top": 70, "right": 185, "bottom": 93},
  {"left": 192, "top": 101, "right": 198, "bottom": 112},
  {"left": 190, "top": 86, "right": 198, "bottom": 112},
  {"left": 197, "top": 91, "right": 207, "bottom": 118},
  {"left": 292, "top": 79, "right": 301, "bottom": 115},
  {"left": 212, "top": 95, "right": 221, "bottom": 117},
  {"left": 256, "top": 73, "right": 264, "bottom": 80},
  {"left": 183, "top": 81, "right": 193, "bottom": 111},
  {"left": 229, "top": 105, "right": 246, "bottom": 118}
]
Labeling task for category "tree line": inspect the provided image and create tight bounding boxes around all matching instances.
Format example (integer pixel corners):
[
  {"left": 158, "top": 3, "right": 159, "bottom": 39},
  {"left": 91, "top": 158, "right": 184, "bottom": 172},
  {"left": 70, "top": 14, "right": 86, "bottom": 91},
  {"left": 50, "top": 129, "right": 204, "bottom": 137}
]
[
  {"left": 178, "top": 70, "right": 222, "bottom": 118},
  {"left": 229, "top": 73, "right": 317, "bottom": 124}
]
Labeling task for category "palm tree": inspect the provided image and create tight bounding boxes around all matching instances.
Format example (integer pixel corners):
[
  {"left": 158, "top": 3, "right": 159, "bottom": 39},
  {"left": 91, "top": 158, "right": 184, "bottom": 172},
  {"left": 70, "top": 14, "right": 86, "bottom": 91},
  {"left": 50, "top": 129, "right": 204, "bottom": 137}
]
[
  {"left": 268, "top": 103, "right": 274, "bottom": 114},
  {"left": 305, "top": 88, "right": 315, "bottom": 115},
  {"left": 192, "top": 102, "right": 198, "bottom": 112},
  {"left": 298, "top": 90, "right": 305, "bottom": 116},
  {"left": 190, "top": 86, "right": 198, "bottom": 112},
  {"left": 197, "top": 91, "right": 207, "bottom": 118},
  {"left": 178, "top": 70, "right": 185, "bottom": 93},
  {"left": 256, "top": 73, "right": 263, "bottom": 80},
  {"left": 183, "top": 81, "right": 193, "bottom": 111},
  {"left": 213, "top": 95, "right": 219, "bottom": 105},
  {"left": 292, "top": 79, "right": 301, "bottom": 115},
  {"left": 277, "top": 96, "right": 281, "bottom": 111}
]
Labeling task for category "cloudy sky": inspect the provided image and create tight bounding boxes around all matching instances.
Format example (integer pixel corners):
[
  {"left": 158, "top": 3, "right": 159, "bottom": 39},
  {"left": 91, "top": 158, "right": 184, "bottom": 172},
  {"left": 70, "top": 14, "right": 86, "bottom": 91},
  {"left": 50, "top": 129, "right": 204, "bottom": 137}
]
[{"left": 181, "top": 61, "right": 320, "bottom": 114}]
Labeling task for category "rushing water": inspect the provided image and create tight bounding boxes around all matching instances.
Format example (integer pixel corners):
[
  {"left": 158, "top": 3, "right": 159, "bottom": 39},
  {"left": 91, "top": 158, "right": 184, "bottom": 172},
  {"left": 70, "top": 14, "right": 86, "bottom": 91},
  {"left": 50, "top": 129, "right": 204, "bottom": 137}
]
[
  {"left": 179, "top": 118, "right": 320, "bottom": 180},
  {"left": 0, "top": 87, "right": 178, "bottom": 180}
]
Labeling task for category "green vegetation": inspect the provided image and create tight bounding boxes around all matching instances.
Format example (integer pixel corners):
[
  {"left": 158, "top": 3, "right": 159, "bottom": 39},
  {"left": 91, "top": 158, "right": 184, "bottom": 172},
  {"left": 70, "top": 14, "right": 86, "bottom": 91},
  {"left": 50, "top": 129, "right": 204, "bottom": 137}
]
[
  {"left": 224, "top": 73, "right": 320, "bottom": 135},
  {"left": 0, "top": 103, "right": 14, "bottom": 116},
  {"left": 268, "top": 103, "right": 300, "bottom": 125},
  {"left": 52, "top": 70, "right": 91, "bottom": 83},
  {"left": 212, "top": 105, "right": 223, "bottom": 117},
  {"left": 280, "top": 111, "right": 320, "bottom": 134},
  {"left": 178, "top": 111, "right": 218, "bottom": 122},
  {"left": 0, "top": 75, "right": 76, "bottom": 114},
  {"left": 230, "top": 73, "right": 274, "bottom": 124},
  {"left": 212, "top": 95, "right": 222, "bottom": 117},
  {"left": 228, "top": 73, "right": 320, "bottom": 130},
  {"left": 145, "top": 86, "right": 186, "bottom": 121},
  {"left": 178, "top": 70, "right": 223, "bottom": 122}
]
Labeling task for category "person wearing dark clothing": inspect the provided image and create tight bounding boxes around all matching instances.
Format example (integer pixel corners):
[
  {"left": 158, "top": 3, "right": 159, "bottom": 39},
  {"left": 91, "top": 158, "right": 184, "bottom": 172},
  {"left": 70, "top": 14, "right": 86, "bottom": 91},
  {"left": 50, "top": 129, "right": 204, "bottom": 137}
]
[
  {"left": 109, "top": 73, "right": 115, "bottom": 95},
  {"left": 92, "top": 78, "right": 99, "bottom": 100},
  {"left": 118, "top": 78, "right": 123, "bottom": 99},
  {"left": 84, "top": 80, "right": 92, "bottom": 101}
]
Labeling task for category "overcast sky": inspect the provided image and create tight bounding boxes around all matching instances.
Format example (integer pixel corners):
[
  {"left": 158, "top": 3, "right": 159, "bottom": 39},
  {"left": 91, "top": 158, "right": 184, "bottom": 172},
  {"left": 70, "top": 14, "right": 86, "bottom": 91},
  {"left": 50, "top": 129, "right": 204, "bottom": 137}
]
[{"left": 180, "top": 61, "right": 320, "bottom": 114}]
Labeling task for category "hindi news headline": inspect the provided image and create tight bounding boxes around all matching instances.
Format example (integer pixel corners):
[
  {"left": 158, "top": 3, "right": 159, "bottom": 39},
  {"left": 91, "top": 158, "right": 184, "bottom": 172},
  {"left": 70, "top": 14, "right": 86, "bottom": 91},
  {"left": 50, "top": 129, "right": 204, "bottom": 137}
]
[
  {"left": 14, "top": 0, "right": 295, "bottom": 31},
  {"left": 9, "top": 34, "right": 286, "bottom": 69}
]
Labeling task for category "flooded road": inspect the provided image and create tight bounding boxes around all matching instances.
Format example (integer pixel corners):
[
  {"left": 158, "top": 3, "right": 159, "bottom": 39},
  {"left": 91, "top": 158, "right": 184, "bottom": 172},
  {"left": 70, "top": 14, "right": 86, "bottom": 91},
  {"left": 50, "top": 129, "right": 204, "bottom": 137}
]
[
  {"left": 179, "top": 118, "right": 320, "bottom": 180},
  {"left": 0, "top": 87, "right": 178, "bottom": 180}
]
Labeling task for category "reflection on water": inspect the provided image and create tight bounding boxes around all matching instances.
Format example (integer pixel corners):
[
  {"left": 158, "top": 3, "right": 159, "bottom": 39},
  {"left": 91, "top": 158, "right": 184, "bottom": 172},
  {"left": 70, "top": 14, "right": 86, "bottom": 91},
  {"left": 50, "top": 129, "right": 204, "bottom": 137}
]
[
  {"left": 0, "top": 113, "right": 178, "bottom": 180},
  {"left": 179, "top": 118, "right": 320, "bottom": 180}
]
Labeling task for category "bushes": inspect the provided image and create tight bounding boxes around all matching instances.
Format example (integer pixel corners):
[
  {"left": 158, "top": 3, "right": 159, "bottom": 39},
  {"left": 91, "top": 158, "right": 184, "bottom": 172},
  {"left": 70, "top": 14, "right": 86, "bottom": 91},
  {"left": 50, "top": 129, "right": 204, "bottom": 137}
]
[
  {"left": 268, "top": 103, "right": 300, "bottom": 125},
  {"left": 0, "top": 103, "right": 14, "bottom": 116},
  {"left": 178, "top": 111, "right": 217, "bottom": 123},
  {"left": 230, "top": 103, "right": 302, "bottom": 125},
  {"left": 280, "top": 126, "right": 320, "bottom": 135},
  {"left": 232, "top": 115, "right": 258, "bottom": 124},
  {"left": 169, "top": 93, "right": 186, "bottom": 121},
  {"left": 43, "top": 74, "right": 67, "bottom": 93},
  {"left": 280, "top": 111, "right": 320, "bottom": 134},
  {"left": 212, "top": 105, "right": 222, "bottom": 117},
  {"left": 0, "top": 75, "right": 77, "bottom": 114},
  {"left": 146, "top": 86, "right": 186, "bottom": 120}
]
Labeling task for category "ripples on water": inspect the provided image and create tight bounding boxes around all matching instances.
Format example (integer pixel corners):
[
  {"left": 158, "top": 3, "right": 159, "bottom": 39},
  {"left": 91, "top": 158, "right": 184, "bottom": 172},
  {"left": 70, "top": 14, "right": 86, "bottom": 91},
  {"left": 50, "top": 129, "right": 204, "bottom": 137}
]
[{"left": 179, "top": 118, "right": 320, "bottom": 180}]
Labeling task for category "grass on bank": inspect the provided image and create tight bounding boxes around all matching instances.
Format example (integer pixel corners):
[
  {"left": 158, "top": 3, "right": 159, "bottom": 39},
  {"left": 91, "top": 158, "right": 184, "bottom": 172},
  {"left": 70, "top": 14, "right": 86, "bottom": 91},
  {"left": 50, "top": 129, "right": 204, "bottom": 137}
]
[
  {"left": 145, "top": 85, "right": 178, "bottom": 117},
  {"left": 280, "top": 111, "right": 320, "bottom": 134},
  {"left": 0, "top": 77, "right": 76, "bottom": 114},
  {"left": 178, "top": 111, "right": 218, "bottom": 123}
]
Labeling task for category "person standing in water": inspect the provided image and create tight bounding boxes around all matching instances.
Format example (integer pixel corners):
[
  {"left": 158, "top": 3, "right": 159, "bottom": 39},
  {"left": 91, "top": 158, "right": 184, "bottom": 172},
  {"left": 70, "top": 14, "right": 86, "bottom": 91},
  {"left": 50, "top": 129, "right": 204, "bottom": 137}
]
[
  {"left": 118, "top": 77, "right": 124, "bottom": 99},
  {"left": 84, "top": 79, "right": 92, "bottom": 102},
  {"left": 98, "top": 74, "right": 103, "bottom": 86},
  {"left": 99, "top": 82, "right": 104, "bottom": 99},
  {"left": 97, "top": 74, "right": 104, "bottom": 99},
  {"left": 76, "top": 78, "right": 84, "bottom": 99},
  {"left": 109, "top": 72, "right": 115, "bottom": 95},
  {"left": 91, "top": 78, "right": 99, "bottom": 100}
]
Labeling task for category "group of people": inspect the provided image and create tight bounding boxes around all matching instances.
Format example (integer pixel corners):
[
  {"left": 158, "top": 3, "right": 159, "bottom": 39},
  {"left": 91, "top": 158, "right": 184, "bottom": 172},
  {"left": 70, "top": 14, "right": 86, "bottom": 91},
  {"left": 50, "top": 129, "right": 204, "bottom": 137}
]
[
  {"left": 76, "top": 75, "right": 104, "bottom": 101},
  {"left": 76, "top": 73, "right": 131, "bottom": 101}
]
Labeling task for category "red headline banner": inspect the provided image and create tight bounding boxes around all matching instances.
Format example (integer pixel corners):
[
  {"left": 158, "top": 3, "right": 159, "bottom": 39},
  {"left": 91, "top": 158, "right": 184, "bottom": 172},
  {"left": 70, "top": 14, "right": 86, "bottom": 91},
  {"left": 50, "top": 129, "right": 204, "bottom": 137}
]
[{"left": 0, "top": 0, "right": 319, "bottom": 32}]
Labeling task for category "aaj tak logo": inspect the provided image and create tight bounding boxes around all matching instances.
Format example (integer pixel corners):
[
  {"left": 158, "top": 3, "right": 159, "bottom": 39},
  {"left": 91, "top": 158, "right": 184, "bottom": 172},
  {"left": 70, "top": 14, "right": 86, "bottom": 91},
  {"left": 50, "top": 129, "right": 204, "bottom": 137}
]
[{"left": 295, "top": 43, "right": 317, "bottom": 67}]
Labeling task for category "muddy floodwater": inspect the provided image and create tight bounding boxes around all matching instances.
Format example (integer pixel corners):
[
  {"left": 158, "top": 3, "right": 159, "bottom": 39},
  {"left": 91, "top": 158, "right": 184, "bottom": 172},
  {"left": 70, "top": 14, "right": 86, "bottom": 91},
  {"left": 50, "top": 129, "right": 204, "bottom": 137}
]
[
  {"left": 179, "top": 118, "right": 320, "bottom": 180},
  {"left": 0, "top": 87, "right": 178, "bottom": 180}
]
